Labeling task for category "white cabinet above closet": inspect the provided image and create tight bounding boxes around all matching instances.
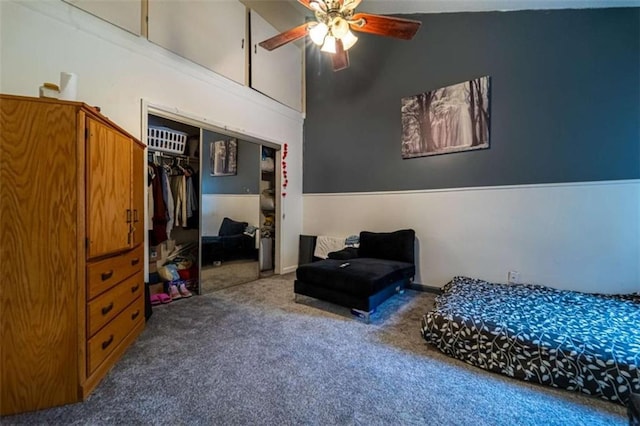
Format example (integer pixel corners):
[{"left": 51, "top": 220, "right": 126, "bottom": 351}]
[
  {"left": 147, "top": 0, "right": 248, "bottom": 85},
  {"left": 63, "top": 0, "right": 143, "bottom": 35},
  {"left": 250, "top": 11, "right": 302, "bottom": 112}
]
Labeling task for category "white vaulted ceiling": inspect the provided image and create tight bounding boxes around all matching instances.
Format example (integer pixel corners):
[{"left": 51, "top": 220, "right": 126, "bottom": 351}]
[
  {"left": 355, "top": 0, "right": 639, "bottom": 14},
  {"left": 244, "top": 0, "right": 639, "bottom": 34}
]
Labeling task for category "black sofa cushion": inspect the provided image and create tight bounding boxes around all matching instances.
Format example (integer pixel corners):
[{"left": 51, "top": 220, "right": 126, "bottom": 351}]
[
  {"left": 219, "top": 217, "right": 247, "bottom": 237},
  {"left": 327, "top": 247, "right": 359, "bottom": 260},
  {"left": 296, "top": 258, "right": 415, "bottom": 298},
  {"left": 202, "top": 218, "right": 257, "bottom": 263},
  {"left": 359, "top": 229, "right": 415, "bottom": 264}
]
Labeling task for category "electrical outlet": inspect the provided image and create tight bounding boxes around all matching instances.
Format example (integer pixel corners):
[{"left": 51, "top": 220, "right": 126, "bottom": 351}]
[{"left": 508, "top": 271, "right": 520, "bottom": 284}]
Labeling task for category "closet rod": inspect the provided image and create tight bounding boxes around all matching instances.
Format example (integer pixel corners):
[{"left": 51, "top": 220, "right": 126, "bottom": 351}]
[{"left": 148, "top": 150, "right": 196, "bottom": 162}]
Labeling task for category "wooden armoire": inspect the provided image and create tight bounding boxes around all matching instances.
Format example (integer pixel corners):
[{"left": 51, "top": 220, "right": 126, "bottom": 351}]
[{"left": 0, "top": 95, "right": 145, "bottom": 415}]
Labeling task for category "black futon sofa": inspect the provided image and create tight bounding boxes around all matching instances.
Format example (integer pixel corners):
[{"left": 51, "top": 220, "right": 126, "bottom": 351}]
[
  {"left": 295, "top": 229, "right": 416, "bottom": 322},
  {"left": 202, "top": 217, "right": 257, "bottom": 265}
]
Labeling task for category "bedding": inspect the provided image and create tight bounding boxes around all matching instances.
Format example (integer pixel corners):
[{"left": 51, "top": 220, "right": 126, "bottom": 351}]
[
  {"left": 313, "top": 236, "right": 346, "bottom": 259},
  {"left": 421, "top": 276, "right": 640, "bottom": 405}
]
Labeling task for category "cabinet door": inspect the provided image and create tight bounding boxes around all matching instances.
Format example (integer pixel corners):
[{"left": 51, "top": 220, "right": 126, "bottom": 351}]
[
  {"left": 148, "top": 0, "right": 247, "bottom": 85},
  {"left": 86, "top": 118, "right": 132, "bottom": 258},
  {"left": 131, "top": 143, "right": 145, "bottom": 247},
  {"left": 250, "top": 10, "right": 302, "bottom": 111},
  {"left": 63, "top": 0, "right": 142, "bottom": 35}
]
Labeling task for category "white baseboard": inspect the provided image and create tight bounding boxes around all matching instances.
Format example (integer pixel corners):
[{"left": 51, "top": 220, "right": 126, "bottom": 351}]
[{"left": 282, "top": 265, "right": 297, "bottom": 274}]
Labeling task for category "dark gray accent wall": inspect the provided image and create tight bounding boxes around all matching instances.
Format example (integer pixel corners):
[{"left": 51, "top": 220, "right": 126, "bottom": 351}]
[
  {"left": 304, "top": 8, "right": 640, "bottom": 193},
  {"left": 202, "top": 130, "right": 260, "bottom": 194}
]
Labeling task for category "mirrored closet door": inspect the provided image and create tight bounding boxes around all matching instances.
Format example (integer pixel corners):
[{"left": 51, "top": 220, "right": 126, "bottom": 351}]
[{"left": 200, "top": 131, "right": 261, "bottom": 292}]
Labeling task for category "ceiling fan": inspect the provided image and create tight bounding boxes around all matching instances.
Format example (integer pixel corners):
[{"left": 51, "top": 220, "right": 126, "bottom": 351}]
[{"left": 258, "top": 0, "right": 422, "bottom": 71}]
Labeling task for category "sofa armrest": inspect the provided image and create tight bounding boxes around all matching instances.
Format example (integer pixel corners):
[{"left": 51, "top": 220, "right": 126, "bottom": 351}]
[
  {"left": 299, "top": 235, "right": 318, "bottom": 266},
  {"left": 359, "top": 229, "right": 415, "bottom": 264}
]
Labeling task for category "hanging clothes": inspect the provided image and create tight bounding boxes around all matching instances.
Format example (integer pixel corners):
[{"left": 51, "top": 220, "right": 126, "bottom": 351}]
[
  {"left": 186, "top": 170, "right": 199, "bottom": 229},
  {"left": 170, "top": 173, "right": 187, "bottom": 228},
  {"left": 147, "top": 164, "right": 155, "bottom": 232},
  {"left": 160, "top": 164, "right": 175, "bottom": 238},
  {"left": 186, "top": 176, "right": 196, "bottom": 219},
  {"left": 149, "top": 163, "right": 168, "bottom": 245}
]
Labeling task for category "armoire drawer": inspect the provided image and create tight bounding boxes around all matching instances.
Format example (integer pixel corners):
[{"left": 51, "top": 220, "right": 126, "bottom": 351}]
[
  {"left": 87, "top": 296, "right": 144, "bottom": 375},
  {"left": 87, "top": 271, "right": 143, "bottom": 337},
  {"left": 87, "top": 245, "right": 143, "bottom": 299}
]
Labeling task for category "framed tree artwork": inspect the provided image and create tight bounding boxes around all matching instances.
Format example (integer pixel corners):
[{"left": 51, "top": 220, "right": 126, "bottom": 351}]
[
  {"left": 401, "top": 76, "right": 491, "bottom": 158},
  {"left": 210, "top": 139, "right": 237, "bottom": 176}
]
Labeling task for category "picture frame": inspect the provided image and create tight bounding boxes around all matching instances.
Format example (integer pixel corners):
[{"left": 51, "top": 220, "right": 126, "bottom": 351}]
[
  {"left": 210, "top": 139, "right": 237, "bottom": 176},
  {"left": 401, "top": 76, "right": 491, "bottom": 158}
]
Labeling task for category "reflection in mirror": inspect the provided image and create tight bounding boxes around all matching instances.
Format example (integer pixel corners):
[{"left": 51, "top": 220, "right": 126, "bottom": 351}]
[{"left": 200, "top": 131, "right": 261, "bottom": 292}]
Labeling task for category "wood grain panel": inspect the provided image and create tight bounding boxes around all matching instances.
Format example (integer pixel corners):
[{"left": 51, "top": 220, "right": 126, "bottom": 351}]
[
  {"left": 76, "top": 110, "right": 88, "bottom": 387},
  {"left": 87, "top": 271, "right": 143, "bottom": 337},
  {"left": 0, "top": 97, "right": 80, "bottom": 415},
  {"left": 86, "top": 118, "right": 132, "bottom": 258}
]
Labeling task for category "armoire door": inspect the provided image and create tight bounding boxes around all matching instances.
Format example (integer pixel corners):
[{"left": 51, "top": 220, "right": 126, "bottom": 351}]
[{"left": 86, "top": 117, "right": 132, "bottom": 258}]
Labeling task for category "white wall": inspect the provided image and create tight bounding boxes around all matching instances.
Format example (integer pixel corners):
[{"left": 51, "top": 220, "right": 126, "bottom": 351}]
[
  {"left": 303, "top": 180, "right": 640, "bottom": 294},
  {"left": 0, "top": 0, "right": 304, "bottom": 274}
]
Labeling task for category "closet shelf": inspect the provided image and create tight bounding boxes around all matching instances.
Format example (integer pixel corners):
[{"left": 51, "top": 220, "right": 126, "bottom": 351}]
[{"left": 148, "top": 150, "right": 199, "bottom": 164}]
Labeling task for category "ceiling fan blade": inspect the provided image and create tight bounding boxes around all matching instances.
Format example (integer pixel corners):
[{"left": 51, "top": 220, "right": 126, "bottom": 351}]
[
  {"left": 350, "top": 13, "right": 421, "bottom": 40},
  {"left": 297, "top": 0, "right": 315, "bottom": 10},
  {"left": 331, "top": 39, "right": 350, "bottom": 71},
  {"left": 259, "top": 23, "right": 310, "bottom": 51}
]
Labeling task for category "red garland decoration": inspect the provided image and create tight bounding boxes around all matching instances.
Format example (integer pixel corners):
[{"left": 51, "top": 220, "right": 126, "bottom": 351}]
[{"left": 282, "top": 143, "right": 288, "bottom": 197}]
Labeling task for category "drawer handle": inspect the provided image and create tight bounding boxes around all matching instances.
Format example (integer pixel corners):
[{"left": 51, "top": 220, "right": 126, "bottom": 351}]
[
  {"left": 101, "top": 270, "right": 113, "bottom": 281},
  {"left": 101, "top": 335, "right": 114, "bottom": 350},
  {"left": 131, "top": 258, "right": 140, "bottom": 266},
  {"left": 131, "top": 310, "right": 140, "bottom": 321},
  {"left": 131, "top": 284, "right": 140, "bottom": 293},
  {"left": 101, "top": 302, "right": 114, "bottom": 316}
]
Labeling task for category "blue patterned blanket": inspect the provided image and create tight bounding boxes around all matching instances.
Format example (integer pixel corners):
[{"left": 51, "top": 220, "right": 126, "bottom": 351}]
[{"left": 421, "top": 276, "right": 640, "bottom": 405}]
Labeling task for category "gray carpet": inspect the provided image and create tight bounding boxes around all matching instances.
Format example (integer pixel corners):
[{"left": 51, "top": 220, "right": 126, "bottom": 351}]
[{"left": 4, "top": 273, "right": 627, "bottom": 425}]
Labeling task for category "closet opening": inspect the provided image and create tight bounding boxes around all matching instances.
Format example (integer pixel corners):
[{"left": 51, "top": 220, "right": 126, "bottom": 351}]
[
  {"left": 143, "top": 102, "right": 281, "bottom": 300},
  {"left": 147, "top": 115, "right": 201, "bottom": 299}
]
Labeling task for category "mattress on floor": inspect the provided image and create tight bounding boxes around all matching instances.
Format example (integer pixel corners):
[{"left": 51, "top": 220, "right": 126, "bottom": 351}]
[{"left": 421, "top": 276, "right": 640, "bottom": 405}]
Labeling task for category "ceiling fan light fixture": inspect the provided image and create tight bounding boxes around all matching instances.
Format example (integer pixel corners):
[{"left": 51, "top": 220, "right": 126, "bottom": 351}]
[
  {"left": 321, "top": 35, "right": 337, "bottom": 54},
  {"left": 309, "top": 22, "right": 329, "bottom": 46},
  {"left": 259, "top": 0, "right": 421, "bottom": 71},
  {"left": 341, "top": 29, "right": 358, "bottom": 50},
  {"left": 331, "top": 17, "right": 349, "bottom": 39}
]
